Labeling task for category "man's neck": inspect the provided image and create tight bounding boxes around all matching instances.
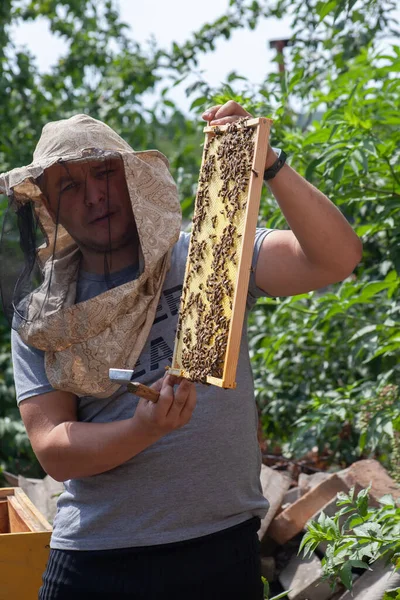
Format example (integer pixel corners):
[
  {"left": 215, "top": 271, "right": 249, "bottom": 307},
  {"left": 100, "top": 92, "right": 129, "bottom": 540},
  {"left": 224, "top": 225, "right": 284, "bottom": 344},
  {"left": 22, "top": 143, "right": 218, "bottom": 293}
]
[{"left": 79, "top": 242, "right": 140, "bottom": 275}]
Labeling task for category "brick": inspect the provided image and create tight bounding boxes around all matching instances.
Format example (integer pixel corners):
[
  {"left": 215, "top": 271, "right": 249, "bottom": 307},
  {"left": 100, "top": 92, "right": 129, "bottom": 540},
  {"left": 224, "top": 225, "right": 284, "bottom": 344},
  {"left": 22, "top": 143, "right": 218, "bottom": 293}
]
[
  {"left": 299, "top": 472, "right": 331, "bottom": 496},
  {"left": 339, "top": 459, "right": 400, "bottom": 503},
  {"left": 279, "top": 553, "right": 337, "bottom": 600},
  {"left": 268, "top": 474, "right": 349, "bottom": 545},
  {"left": 309, "top": 495, "right": 350, "bottom": 530},
  {"left": 258, "top": 465, "right": 292, "bottom": 541}
]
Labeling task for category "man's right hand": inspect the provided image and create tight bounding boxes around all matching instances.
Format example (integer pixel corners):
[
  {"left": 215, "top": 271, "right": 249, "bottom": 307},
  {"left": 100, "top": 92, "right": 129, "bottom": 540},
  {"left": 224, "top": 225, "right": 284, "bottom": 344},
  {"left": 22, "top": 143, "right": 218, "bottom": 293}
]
[
  {"left": 20, "top": 375, "right": 196, "bottom": 481},
  {"left": 133, "top": 374, "right": 196, "bottom": 439}
]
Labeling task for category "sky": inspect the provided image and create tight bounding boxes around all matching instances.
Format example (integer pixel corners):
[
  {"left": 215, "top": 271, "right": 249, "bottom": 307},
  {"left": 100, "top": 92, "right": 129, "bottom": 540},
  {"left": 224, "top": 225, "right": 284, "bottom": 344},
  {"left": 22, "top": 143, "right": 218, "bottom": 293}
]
[{"left": 10, "top": 0, "right": 293, "bottom": 112}]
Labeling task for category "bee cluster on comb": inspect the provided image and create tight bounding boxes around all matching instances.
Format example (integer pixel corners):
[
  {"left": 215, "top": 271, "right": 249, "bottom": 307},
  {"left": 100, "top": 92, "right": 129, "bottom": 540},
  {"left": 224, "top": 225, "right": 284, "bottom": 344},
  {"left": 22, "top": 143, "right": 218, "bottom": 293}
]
[{"left": 169, "top": 117, "right": 271, "bottom": 388}]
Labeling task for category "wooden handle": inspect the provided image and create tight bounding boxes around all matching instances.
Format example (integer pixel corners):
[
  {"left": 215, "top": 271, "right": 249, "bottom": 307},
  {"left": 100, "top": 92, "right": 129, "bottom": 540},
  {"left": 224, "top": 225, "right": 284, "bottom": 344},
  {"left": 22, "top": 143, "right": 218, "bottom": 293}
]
[{"left": 126, "top": 382, "right": 160, "bottom": 403}]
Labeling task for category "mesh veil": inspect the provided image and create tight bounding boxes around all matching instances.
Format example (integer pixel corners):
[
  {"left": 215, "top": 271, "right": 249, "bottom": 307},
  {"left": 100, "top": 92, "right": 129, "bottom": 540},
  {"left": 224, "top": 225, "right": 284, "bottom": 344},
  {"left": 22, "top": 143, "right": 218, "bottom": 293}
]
[
  {"left": 0, "top": 154, "right": 124, "bottom": 331},
  {"left": 0, "top": 194, "right": 44, "bottom": 328}
]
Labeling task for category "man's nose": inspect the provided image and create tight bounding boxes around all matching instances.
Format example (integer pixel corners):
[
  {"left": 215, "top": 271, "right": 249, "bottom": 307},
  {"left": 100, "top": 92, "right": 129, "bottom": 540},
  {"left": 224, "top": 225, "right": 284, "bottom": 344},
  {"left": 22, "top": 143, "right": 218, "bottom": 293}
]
[{"left": 85, "top": 176, "right": 106, "bottom": 206}]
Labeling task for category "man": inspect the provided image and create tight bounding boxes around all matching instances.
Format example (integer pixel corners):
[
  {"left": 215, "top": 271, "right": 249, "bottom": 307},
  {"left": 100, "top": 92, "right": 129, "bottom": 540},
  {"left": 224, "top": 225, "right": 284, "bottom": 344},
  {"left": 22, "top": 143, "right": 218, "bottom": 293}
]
[{"left": 0, "top": 100, "right": 362, "bottom": 600}]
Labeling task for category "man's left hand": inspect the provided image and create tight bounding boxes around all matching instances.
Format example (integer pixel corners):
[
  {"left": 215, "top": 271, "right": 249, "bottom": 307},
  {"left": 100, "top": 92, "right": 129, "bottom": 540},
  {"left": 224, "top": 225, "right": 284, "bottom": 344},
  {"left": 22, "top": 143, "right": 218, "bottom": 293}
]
[{"left": 201, "top": 100, "right": 277, "bottom": 169}]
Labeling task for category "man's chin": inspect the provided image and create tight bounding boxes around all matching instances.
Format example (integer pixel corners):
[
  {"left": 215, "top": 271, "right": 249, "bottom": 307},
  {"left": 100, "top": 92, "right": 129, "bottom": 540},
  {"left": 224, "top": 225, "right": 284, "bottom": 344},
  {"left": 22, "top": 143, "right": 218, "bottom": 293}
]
[{"left": 77, "top": 233, "right": 138, "bottom": 254}]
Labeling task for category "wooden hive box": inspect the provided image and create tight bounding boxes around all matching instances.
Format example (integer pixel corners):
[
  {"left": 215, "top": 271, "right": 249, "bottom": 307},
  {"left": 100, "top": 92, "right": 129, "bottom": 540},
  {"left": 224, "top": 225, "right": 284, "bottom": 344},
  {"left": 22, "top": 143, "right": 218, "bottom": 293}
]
[{"left": 0, "top": 487, "right": 52, "bottom": 600}]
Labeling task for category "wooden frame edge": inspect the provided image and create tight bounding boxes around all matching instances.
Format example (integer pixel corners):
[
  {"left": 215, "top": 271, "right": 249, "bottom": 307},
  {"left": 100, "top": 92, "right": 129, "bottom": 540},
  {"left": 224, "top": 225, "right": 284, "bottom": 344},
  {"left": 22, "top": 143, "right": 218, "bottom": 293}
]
[
  {"left": 203, "top": 117, "right": 262, "bottom": 133},
  {"left": 222, "top": 118, "right": 271, "bottom": 386}
]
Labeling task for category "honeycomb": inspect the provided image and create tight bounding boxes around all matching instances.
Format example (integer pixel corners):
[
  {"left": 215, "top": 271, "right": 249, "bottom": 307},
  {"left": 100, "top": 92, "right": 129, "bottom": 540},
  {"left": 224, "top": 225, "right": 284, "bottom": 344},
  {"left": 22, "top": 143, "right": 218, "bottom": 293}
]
[{"left": 168, "top": 117, "right": 271, "bottom": 388}]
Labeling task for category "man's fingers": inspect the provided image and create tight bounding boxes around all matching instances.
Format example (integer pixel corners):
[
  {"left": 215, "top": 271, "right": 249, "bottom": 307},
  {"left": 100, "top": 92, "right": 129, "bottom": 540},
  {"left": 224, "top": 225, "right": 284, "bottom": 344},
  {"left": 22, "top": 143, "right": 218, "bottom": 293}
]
[
  {"left": 166, "top": 379, "right": 195, "bottom": 419},
  {"left": 179, "top": 382, "right": 197, "bottom": 421},
  {"left": 172, "top": 379, "right": 192, "bottom": 407},
  {"left": 155, "top": 374, "right": 176, "bottom": 414},
  {"left": 202, "top": 105, "right": 222, "bottom": 121},
  {"left": 213, "top": 100, "right": 252, "bottom": 120},
  {"left": 151, "top": 376, "right": 164, "bottom": 393},
  {"left": 202, "top": 102, "right": 253, "bottom": 127},
  {"left": 202, "top": 100, "right": 253, "bottom": 127},
  {"left": 209, "top": 115, "right": 246, "bottom": 126}
]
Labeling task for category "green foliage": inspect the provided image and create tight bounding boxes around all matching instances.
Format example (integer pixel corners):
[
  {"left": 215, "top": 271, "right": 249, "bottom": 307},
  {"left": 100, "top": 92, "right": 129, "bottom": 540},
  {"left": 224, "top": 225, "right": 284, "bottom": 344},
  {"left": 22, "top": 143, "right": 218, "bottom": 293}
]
[
  {"left": 248, "top": 24, "right": 400, "bottom": 466},
  {"left": 300, "top": 487, "right": 400, "bottom": 593}
]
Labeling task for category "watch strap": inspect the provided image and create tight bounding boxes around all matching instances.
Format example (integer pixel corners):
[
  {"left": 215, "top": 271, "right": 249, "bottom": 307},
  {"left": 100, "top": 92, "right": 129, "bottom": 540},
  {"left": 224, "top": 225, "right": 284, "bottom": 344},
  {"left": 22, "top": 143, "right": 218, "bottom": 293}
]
[{"left": 263, "top": 148, "right": 287, "bottom": 181}]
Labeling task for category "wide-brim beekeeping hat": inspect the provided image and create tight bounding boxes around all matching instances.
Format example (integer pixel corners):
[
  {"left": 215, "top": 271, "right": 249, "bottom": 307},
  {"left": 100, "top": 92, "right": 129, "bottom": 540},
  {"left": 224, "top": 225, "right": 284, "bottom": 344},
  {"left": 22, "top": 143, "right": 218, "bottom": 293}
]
[{"left": 0, "top": 114, "right": 182, "bottom": 397}]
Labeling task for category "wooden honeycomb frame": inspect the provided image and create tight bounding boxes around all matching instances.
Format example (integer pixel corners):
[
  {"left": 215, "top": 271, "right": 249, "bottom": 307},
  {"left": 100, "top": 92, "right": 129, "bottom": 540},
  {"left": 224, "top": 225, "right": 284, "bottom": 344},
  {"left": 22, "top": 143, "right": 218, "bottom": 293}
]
[{"left": 168, "top": 117, "right": 272, "bottom": 388}]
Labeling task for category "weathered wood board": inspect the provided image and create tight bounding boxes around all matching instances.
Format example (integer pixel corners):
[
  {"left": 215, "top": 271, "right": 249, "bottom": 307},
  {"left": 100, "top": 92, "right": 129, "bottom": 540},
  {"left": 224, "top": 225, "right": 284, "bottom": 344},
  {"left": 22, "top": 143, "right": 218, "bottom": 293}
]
[{"left": 0, "top": 487, "right": 52, "bottom": 600}]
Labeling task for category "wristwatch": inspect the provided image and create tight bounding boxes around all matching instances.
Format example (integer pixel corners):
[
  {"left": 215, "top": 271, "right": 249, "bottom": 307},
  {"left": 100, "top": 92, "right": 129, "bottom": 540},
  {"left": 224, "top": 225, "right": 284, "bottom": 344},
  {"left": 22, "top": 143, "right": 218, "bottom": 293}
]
[{"left": 263, "top": 148, "right": 287, "bottom": 181}]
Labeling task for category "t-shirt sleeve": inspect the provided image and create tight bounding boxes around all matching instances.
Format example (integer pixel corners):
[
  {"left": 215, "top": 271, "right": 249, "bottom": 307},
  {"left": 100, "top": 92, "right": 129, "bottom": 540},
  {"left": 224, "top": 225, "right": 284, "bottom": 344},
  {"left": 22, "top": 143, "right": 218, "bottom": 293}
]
[
  {"left": 175, "top": 228, "right": 275, "bottom": 309},
  {"left": 11, "top": 329, "right": 55, "bottom": 405},
  {"left": 247, "top": 228, "right": 276, "bottom": 308}
]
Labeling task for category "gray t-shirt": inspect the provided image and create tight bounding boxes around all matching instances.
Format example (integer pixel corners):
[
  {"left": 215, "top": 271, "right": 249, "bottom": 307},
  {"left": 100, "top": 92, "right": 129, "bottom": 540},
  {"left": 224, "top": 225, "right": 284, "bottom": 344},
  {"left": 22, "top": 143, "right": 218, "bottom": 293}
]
[{"left": 12, "top": 229, "right": 272, "bottom": 550}]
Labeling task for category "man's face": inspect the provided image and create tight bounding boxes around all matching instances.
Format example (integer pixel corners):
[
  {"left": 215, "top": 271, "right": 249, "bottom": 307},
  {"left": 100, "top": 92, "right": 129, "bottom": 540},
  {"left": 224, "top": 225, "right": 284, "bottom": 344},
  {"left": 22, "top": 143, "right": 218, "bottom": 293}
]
[{"left": 43, "top": 157, "right": 138, "bottom": 254}]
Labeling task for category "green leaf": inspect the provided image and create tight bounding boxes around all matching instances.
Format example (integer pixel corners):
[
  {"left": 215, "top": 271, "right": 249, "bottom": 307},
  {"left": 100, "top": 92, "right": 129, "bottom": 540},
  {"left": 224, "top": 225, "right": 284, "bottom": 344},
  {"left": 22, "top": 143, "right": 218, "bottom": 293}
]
[
  {"left": 189, "top": 96, "right": 208, "bottom": 110},
  {"left": 356, "top": 488, "right": 371, "bottom": 517},
  {"left": 332, "top": 161, "right": 345, "bottom": 184},
  {"left": 379, "top": 495, "right": 396, "bottom": 507},
  {"left": 317, "top": 0, "right": 337, "bottom": 20},
  {"left": 163, "top": 99, "right": 175, "bottom": 108},
  {"left": 269, "top": 591, "right": 291, "bottom": 600},
  {"left": 349, "top": 559, "right": 371, "bottom": 570},
  {"left": 349, "top": 325, "right": 377, "bottom": 342},
  {"left": 339, "top": 561, "right": 353, "bottom": 590},
  {"left": 383, "top": 589, "right": 400, "bottom": 600}
]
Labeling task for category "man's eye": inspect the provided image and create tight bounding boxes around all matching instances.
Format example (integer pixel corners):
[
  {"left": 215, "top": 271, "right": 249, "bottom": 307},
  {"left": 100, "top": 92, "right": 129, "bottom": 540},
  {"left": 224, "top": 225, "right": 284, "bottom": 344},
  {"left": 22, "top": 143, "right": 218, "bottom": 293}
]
[
  {"left": 97, "top": 169, "right": 115, "bottom": 178},
  {"left": 61, "top": 182, "right": 78, "bottom": 193}
]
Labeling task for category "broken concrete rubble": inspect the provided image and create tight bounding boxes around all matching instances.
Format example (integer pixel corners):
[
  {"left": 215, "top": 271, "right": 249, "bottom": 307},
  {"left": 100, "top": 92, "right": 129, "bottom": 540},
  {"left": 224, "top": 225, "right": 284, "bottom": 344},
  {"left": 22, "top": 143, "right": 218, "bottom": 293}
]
[
  {"left": 261, "top": 459, "right": 400, "bottom": 599},
  {"left": 282, "top": 486, "right": 301, "bottom": 507},
  {"left": 279, "top": 553, "right": 338, "bottom": 600},
  {"left": 258, "top": 464, "right": 292, "bottom": 541},
  {"left": 337, "top": 559, "right": 400, "bottom": 600}
]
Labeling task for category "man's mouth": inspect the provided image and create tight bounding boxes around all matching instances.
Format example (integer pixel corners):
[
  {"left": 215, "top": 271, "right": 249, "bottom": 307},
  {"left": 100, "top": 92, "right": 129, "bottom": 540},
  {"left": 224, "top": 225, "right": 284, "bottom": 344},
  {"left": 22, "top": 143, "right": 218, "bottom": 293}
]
[{"left": 90, "top": 211, "right": 115, "bottom": 224}]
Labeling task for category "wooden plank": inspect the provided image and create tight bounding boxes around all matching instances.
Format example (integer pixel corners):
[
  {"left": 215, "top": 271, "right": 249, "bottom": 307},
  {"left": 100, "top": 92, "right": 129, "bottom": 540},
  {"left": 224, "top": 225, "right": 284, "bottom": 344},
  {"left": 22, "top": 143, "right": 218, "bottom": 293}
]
[
  {"left": 203, "top": 117, "right": 261, "bottom": 133},
  {"left": 206, "top": 374, "right": 235, "bottom": 388},
  {"left": 222, "top": 118, "right": 270, "bottom": 385},
  {"left": 14, "top": 488, "right": 52, "bottom": 532},
  {"left": 8, "top": 496, "right": 32, "bottom": 533},
  {"left": 0, "top": 501, "right": 9, "bottom": 534},
  {"left": 0, "top": 488, "right": 16, "bottom": 499},
  {"left": 0, "top": 531, "right": 51, "bottom": 600}
]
